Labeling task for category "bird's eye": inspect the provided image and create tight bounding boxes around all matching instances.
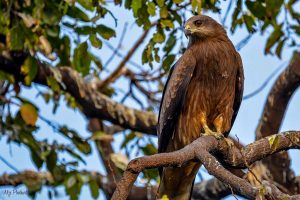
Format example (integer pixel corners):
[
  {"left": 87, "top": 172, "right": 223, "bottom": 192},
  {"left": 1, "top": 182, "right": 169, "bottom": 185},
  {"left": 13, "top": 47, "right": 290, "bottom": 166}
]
[{"left": 194, "top": 20, "right": 202, "bottom": 27}]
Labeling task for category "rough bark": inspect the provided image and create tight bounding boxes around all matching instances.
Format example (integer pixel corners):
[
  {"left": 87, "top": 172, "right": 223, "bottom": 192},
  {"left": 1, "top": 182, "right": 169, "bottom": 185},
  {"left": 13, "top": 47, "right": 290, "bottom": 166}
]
[
  {"left": 112, "top": 131, "right": 300, "bottom": 200},
  {"left": 0, "top": 53, "right": 157, "bottom": 134},
  {"left": 256, "top": 52, "right": 300, "bottom": 194}
]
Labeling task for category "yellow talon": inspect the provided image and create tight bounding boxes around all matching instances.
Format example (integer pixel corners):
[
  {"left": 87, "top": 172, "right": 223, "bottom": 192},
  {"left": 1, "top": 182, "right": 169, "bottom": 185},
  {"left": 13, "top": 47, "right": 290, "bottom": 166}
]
[
  {"left": 202, "top": 125, "right": 224, "bottom": 139},
  {"left": 224, "top": 137, "right": 234, "bottom": 147}
]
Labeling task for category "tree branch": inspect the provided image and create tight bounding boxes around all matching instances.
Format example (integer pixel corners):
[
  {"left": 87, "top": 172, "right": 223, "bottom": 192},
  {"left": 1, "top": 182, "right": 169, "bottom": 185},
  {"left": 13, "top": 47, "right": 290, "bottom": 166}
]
[
  {"left": 256, "top": 52, "right": 300, "bottom": 193},
  {"left": 96, "top": 29, "right": 150, "bottom": 90},
  {"left": 88, "top": 118, "right": 121, "bottom": 199},
  {"left": 0, "top": 53, "right": 157, "bottom": 134},
  {"left": 112, "top": 131, "right": 300, "bottom": 200}
]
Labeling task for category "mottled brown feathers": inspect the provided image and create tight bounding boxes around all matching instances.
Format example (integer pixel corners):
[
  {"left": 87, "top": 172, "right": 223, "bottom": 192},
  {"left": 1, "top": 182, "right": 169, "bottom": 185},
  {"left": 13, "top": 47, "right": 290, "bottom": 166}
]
[{"left": 157, "top": 15, "right": 244, "bottom": 199}]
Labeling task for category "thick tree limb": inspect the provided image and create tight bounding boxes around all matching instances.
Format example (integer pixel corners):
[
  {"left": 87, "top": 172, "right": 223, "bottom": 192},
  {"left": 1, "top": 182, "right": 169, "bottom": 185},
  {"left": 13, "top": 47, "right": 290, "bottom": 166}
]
[
  {"left": 256, "top": 52, "right": 300, "bottom": 193},
  {"left": 112, "top": 131, "right": 300, "bottom": 200},
  {"left": 0, "top": 170, "right": 157, "bottom": 200},
  {"left": 0, "top": 53, "right": 157, "bottom": 134}
]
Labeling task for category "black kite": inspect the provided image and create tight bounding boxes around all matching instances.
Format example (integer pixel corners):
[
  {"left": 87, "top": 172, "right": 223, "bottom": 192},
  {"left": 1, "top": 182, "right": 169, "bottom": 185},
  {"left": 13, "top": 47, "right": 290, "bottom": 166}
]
[{"left": 157, "top": 15, "right": 244, "bottom": 200}]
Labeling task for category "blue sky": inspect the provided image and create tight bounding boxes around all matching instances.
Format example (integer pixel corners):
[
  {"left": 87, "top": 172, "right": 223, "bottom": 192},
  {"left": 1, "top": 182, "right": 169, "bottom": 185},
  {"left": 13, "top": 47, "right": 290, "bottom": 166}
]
[{"left": 0, "top": 1, "right": 299, "bottom": 200}]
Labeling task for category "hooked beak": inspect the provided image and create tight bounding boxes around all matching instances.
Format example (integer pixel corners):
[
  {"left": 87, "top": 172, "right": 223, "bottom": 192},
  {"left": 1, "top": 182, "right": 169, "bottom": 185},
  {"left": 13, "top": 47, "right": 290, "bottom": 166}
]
[{"left": 184, "top": 24, "right": 192, "bottom": 37}]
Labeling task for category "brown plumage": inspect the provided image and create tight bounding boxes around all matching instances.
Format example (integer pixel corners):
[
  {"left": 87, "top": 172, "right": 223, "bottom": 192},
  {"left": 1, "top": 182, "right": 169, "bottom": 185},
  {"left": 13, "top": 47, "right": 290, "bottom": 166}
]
[{"left": 157, "top": 15, "right": 244, "bottom": 200}]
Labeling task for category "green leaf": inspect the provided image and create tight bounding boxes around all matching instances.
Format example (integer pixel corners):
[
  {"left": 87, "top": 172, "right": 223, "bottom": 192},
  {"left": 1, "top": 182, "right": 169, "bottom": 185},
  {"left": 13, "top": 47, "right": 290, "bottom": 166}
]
[
  {"left": 0, "top": 71, "right": 15, "bottom": 83},
  {"left": 291, "top": 25, "right": 300, "bottom": 34},
  {"left": 89, "top": 180, "right": 99, "bottom": 199},
  {"left": 275, "top": 39, "right": 285, "bottom": 59},
  {"left": 20, "top": 103, "right": 38, "bottom": 126},
  {"left": 47, "top": 76, "right": 61, "bottom": 92},
  {"left": 243, "top": 14, "right": 255, "bottom": 33},
  {"left": 125, "top": 0, "right": 132, "bottom": 9},
  {"left": 59, "top": 127, "right": 91, "bottom": 154},
  {"left": 245, "top": 1, "right": 266, "bottom": 19},
  {"left": 66, "top": 148, "right": 86, "bottom": 164},
  {"left": 66, "top": 174, "right": 77, "bottom": 189},
  {"left": 46, "top": 150, "right": 57, "bottom": 172},
  {"left": 73, "top": 139, "right": 91, "bottom": 155},
  {"left": 164, "top": 34, "right": 176, "bottom": 53},
  {"left": 141, "top": 144, "right": 157, "bottom": 155},
  {"left": 147, "top": 2, "right": 156, "bottom": 16},
  {"left": 170, "top": 10, "right": 182, "bottom": 24},
  {"left": 75, "top": 26, "right": 94, "bottom": 35},
  {"left": 131, "top": 0, "right": 142, "bottom": 16},
  {"left": 173, "top": 0, "right": 183, "bottom": 3},
  {"left": 64, "top": 172, "right": 83, "bottom": 200},
  {"left": 72, "top": 41, "right": 92, "bottom": 76},
  {"left": 77, "top": 0, "right": 94, "bottom": 11},
  {"left": 96, "top": 25, "right": 116, "bottom": 40},
  {"left": 21, "top": 57, "right": 38, "bottom": 85},
  {"left": 153, "top": 31, "right": 165, "bottom": 43},
  {"left": 191, "top": 0, "right": 201, "bottom": 14},
  {"left": 231, "top": 0, "right": 242, "bottom": 33},
  {"left": 154, "top": 47, "right": 160, "bottom": 62},
  {"left": 156, "top": 0, "right": 165, "bottom": 7},
  {"left": 266, "top": 0, "right": 284, "bottom": 17},
  {"left": 59, "top": 36, "right": 71, "bottom": 66},
  {"left": 161, "top": 19, "right": 174, "bottom": 28},
  {"left": 265, "top": 25, "right": 283, "bottom": 54},
  {"left": 136, "top": 4, "right": 151, "bottom": 29},
  {"left": 7, "top": 25, "right": 25, "bottom": 50},
  {"left": 143, "top": 168, "right": 159, "bottom": 180},
  {"left": 89, "top": 34, "right": 102, "bottom": 48},
  {"left": 268, "top": 135, "right": 280, "bottom": 151},
  {"left": 67, "top": 6, "right": 90, "bottom": 22},
  {"left": 162, "top": 54, "right": 175, "bottom": 71},
  {"left": 160, "top": 6, "right": 168, "bottom": 18},
  {"left": 121, "top": 131, "right": 137, "bottom": 148},
  {"left": 31, "top": 151, "right": 43, "bottom": 169},
  {"left": 142, "top": 42, "right": 154, "bottom": 64}
]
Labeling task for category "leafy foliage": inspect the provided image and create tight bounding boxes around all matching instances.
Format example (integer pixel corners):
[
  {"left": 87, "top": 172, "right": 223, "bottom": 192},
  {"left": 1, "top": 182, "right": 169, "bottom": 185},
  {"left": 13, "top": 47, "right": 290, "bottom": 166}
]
[{"left": 0, "top": 0, "right": 299, "bottom": 199}]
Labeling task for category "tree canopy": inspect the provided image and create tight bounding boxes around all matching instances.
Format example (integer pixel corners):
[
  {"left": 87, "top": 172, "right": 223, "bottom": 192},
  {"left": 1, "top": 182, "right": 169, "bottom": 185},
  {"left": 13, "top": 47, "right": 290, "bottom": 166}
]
[{"left": 0, "top": 0, "right": 299, "bottom": 199}]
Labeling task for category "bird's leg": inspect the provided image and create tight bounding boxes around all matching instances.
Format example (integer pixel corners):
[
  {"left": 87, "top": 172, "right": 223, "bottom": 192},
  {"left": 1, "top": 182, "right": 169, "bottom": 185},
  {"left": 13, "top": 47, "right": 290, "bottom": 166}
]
[
  {"left": 200, "top": 113, "right": 234, "bottom": 147},
  {"left": 200, "top": 113, "right": 223, "bottom": 139},
  {"left": 214, "top": 114, "right": 234, "bottom": 147}
]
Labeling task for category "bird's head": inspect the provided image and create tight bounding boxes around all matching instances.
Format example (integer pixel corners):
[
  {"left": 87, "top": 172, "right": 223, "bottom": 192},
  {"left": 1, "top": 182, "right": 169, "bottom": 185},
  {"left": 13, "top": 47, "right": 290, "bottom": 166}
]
[{"left": 184, "top": 15, "right": 226, "bottom": 40}]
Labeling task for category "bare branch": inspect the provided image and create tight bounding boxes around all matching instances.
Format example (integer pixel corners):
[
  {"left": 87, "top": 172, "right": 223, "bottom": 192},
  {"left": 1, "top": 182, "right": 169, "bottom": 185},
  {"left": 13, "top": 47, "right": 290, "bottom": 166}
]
[{"left": 97, "top": 29, "right": 150, "bottom": 90}]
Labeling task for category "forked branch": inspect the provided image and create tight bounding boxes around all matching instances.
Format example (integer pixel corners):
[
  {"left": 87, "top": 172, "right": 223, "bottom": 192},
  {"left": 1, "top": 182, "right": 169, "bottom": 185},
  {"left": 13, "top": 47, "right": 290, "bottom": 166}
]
[{"left": 111, "top": 131, "right": 300, "bottom": 200}]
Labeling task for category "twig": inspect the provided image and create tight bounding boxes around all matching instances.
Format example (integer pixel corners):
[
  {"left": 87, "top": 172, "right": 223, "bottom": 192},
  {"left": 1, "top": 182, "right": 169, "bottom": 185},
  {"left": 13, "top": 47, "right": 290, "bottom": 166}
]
[
  {"left": 104, "top": 22, "right": 129, "bottom": 69},
  {"left": 97, "top": 29, "right": 150, "bottom": 90},
  {"left": 235, "top": 34, "right": 253, "bottom": 51},
  {"left": 103, "top": 41, "right": 142, "bottom": 69},
  {"left": 243, "top": 61, "right": 287, "bottom": 100},
  {"left": 222, "top": 0, "right": 233, "bottom": 26},
  {"left": 0, "top": 155, "right": 19, "bottom": 173}
]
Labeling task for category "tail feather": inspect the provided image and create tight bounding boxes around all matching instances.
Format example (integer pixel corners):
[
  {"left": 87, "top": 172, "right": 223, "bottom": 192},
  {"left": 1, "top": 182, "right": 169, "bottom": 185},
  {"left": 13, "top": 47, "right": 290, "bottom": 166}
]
[{"left": 157, "top": 162, "right": 201, "bottom": 200}]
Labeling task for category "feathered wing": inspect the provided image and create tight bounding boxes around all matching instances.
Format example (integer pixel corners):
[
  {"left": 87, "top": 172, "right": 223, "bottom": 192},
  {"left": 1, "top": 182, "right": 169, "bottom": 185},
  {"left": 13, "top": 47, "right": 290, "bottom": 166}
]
[
  {"left": 225, "top": 55, "right": 244, "bottom": 136},
  {"left": 157, "top": 53, "right": 196, "bottom": 153}
]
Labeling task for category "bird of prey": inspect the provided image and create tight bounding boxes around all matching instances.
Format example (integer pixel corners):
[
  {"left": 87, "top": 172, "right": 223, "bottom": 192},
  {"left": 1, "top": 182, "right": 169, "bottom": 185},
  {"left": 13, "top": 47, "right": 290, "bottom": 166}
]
[{"left": 157, "top": 15, "right": 244, "bottom": 200}]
